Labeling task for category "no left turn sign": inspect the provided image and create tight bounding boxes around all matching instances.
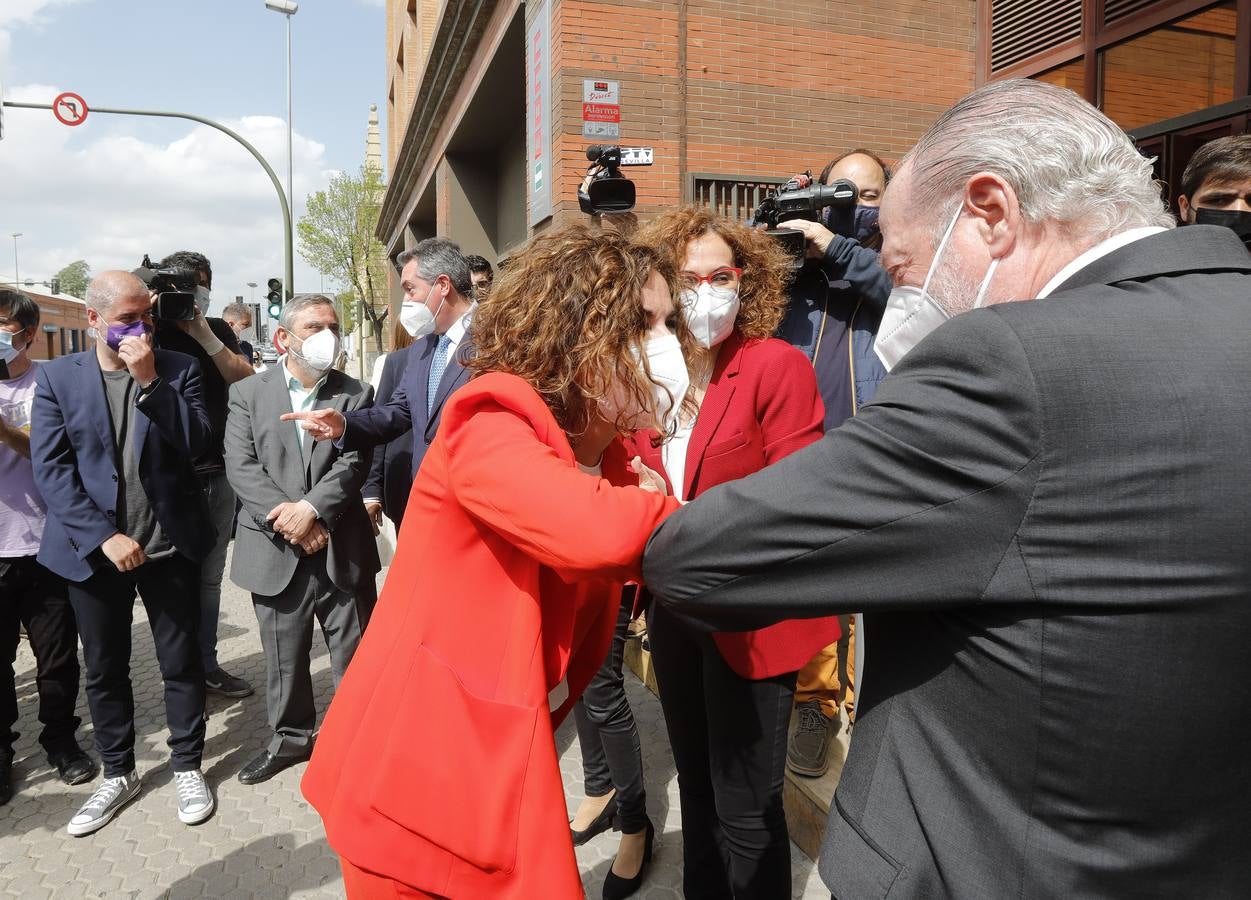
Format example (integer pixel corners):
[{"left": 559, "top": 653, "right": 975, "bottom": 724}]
[{"left": 52, "top": 92, "right": 88, "bottom": 127}]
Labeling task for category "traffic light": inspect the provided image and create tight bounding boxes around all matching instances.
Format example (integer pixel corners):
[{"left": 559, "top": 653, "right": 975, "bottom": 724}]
[{"left": 266, "top": 277, "right": 283, "bottom": 319}]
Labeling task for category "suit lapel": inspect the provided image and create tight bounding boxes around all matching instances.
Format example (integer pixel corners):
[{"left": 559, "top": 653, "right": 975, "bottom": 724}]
[
  {"left": 307, "top": 370, "right": 344, "bottom": 481},
  {"left": 411, "top": 335, "right": 437, "bottom": 432},
  {"left": 425, "top": 340, "right": 473, "bottom": 439},
  {"left": 80, "top": 354, "right": 117, "bottom": 457},
  {"left": 682, "top": 334, "right": 744, "bottom": 498},
  {"left": 265, "top": 365, "right": 305, "bottom": 486}
]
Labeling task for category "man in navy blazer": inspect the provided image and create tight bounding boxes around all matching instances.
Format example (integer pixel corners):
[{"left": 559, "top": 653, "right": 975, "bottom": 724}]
[
  {"left": 285, "top": 239, "right": 475, "bottom": 522},
  {"left": 31, "top": 271, "right": 216, "bottom": 836}
]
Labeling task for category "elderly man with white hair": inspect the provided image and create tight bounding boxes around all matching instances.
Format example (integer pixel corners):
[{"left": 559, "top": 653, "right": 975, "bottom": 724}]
[{"left": 643, "top": 79, "right": 1251, "bottom": 898}]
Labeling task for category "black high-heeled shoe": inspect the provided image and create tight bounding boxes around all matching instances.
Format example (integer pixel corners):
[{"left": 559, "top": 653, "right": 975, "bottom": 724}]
[
  {"left": 571, "top": 792, "right": 619, "bottom": 846},
  {"left": 601, "top": 817, "right": 654, "bottom": 900}
]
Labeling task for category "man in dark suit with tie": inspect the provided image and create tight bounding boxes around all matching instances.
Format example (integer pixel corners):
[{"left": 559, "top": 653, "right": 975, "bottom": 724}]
[
  {"left": 644, "top": 79, "right": 1251, "bottom": 899},
  {"left": 284, "top": 239, "right": 475, "bottom": 525},
  {"left": 31, "top": 271, "right": 217, "bottom": 835},
  {"left": 226, "top": 294, "right": 379, "bottom": 785}
]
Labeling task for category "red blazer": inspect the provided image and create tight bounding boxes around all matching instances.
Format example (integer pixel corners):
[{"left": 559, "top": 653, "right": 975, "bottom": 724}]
[
  {"left": 302, "top": 373, "right": 679, "bottom": 899},
  {"left": 628, "top": 333, "right": 841, "bottom": 679}
]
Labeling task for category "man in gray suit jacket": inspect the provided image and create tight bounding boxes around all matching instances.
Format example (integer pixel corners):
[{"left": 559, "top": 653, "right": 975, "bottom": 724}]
[
  {"left": 644, "top": 79, "right": 1251, "bottom": 899},
  {"left": 225, "top": 294, "right": 379, "bottom": 786}
]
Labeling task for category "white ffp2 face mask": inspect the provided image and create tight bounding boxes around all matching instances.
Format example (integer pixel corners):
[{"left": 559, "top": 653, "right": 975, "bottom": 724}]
[
  {"left": 400, "top": 282, "right": 446, "bottom": 338},
  {"left": 681, "top": 284, "right": 740, "bottom": 349},
  {"left": 872, "top": 209, "right": 1000, "bottom": 372},
  {"left": 290, "top": 329, "right": 340, "bottom": 372},
  {"left": 600, "top": 333, "right": 691, "bottom": 433}
]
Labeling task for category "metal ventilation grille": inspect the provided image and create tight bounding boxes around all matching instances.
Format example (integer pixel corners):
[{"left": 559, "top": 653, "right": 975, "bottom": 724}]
[
  {"left": 1103, "top": 0, "right": 1161, "bottom": 26},
  {"left": 990, "top": 0, "right": 1083, "bottom": 72}
]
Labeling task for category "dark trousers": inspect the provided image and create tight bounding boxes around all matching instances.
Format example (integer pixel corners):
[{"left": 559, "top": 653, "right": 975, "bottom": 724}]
[
  {"left": 0, "top": 556, "right": 82, "bottom": 760},
  {"left": 573, "top": 597, "right": 648, "bottom": 833},
  {"left": 253, "top": 554, "right": 373, "bottom": 759},
  {"left": 649, "top": 603, "right": 795, "bottom": 900},
  {"left": 68, "top": 554, "right": 206, "bottom": 777}
]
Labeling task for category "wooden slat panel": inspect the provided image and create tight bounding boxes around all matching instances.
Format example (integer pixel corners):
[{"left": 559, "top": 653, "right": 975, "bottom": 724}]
[
  {"left": 1103, "top": 0, "right": 1164, "bottom": 26},
  {"left": 991, "top": 0, "right": 1083, "bottom": 72}
]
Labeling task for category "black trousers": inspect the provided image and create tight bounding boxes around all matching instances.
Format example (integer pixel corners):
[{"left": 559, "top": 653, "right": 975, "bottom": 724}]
[
  {"left": 68, "top": 554, "right": 206, "bottom": 777},
  {"left": 648, "top": 603, "right": 795, "bottom": 900},
  {"left": 0, "top": 556, "right": 82, "bottom": 760},
  {"left": 573, "top": 597, "right": 648, "bottom": 833}
]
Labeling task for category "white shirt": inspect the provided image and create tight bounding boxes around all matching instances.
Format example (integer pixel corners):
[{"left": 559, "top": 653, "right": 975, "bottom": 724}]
[
  {"left": 661, "top": 416, "right": 697, "bottom": 502},
  {"left": 1036, "top": 227, "right": 1168, "bottom": 299},
  {"left": 443, "top": 303, "right": 475, "bottom": 355}
]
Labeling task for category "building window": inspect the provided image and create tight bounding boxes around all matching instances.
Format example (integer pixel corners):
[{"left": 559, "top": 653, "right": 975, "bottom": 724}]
[
  {"left": 1035, "top": 56, "right": 1087, "bottom": 95},
  {"left": 1099, "top": 3, "right": 1237, "bottom": 130},
  {"left": 989, "top": 0, "right": 1082, "bottom": 75}
]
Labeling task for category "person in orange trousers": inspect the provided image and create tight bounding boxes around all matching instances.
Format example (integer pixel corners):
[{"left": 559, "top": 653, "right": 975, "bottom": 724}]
[{"left": 300, "top": 224, "right": 692, "bottom": 899}]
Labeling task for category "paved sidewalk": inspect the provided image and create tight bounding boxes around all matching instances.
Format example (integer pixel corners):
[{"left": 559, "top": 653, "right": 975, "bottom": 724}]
[{"left": 1, "top": 552, "right": 829, "bottom": 898}]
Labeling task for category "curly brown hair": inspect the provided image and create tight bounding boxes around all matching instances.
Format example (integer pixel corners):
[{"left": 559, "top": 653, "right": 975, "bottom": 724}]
[
  {"left": 634, "top": 206, "right": 793, "bottom": 341},
  {"left": 469, "top": 222, "right": 691, "bottom": 439}
]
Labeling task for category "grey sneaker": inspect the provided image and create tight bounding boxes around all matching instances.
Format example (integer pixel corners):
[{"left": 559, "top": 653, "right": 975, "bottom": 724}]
[
  {"left": 173, "top": 769, "right": 215, "bottom": 825},
  {"left": 67, "top": 771, "right": 141, "bottom": 836},
  {"left": 787, "top": 700, "right": 840, "bottom": 777},
  {"left": 205, "top": 667, "right": 254, "bottom": 698}
]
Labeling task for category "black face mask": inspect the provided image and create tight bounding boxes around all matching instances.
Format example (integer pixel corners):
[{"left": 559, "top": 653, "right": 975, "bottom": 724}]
[{"left": 1193, "top": 207, "right": 1251, "bottom": 248}]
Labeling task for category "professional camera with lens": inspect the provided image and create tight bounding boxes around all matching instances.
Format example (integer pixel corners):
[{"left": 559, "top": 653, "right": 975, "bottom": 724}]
[
  {"left": 754, "top": 173, "right": 858, "bottom": 266},
  {"left": 579, "top": 144, "right": 654, "bottom": 215},
  {"left": 132, "top": 254, "right": 199, "bottom": 321}
]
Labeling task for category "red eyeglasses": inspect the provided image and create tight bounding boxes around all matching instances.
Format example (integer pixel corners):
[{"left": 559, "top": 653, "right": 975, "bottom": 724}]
[{"left": 677, "top": 267, "right": 743, "bottom": 291}]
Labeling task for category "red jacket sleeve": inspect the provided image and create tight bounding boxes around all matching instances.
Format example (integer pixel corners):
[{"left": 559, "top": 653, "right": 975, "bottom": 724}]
[{"left": 443, "top": 377, "right": 680, "bottom": 582}]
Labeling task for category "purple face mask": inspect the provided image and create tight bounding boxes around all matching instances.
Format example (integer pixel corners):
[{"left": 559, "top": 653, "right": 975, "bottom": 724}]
[{"left": 104, "top": 320, "right": 151, "bottom": 352}]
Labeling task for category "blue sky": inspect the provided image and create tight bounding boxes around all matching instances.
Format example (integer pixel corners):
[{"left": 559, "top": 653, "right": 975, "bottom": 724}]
[{"left": 0, "top": 0, "right": 387, "bottom": 314}]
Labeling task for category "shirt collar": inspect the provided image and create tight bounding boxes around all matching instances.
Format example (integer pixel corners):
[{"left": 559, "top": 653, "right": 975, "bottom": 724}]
[
  {"left": 282, "top": 355, "right": 327, "bottom": 394},
  {"left": 1037, "top": 227, "right": 1168, "bottom": 299},
  {"left": 443, "top": 303, "right": 476, "bottom": 346}
]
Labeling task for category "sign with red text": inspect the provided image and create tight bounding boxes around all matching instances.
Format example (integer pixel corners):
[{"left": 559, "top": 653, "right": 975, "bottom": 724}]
[
  {"left": 582, "top": 80, "right": 620, "bottom": 139},
  {"left": 526, "top": 1, "right": 553, "bottom": 225},
  {"left": 53, "top": 92, "right": 89, "bottom": 127}
]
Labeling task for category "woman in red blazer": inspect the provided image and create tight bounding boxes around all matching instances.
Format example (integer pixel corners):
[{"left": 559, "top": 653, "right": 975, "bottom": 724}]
[
  {"left": 301, "top": 225, "right": 689, "bottom": 899},
  {"left": 630, "top": 208, "right": 842, "bottom": 899}
]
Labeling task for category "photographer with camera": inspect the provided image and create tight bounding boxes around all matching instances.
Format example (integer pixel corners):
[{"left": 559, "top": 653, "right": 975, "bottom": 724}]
[
  {"left": 144, "top": 251, "right": 255, "bottom": 702},
  {"left": 757, "top": 151, "right": 893, "bottom": 780}
]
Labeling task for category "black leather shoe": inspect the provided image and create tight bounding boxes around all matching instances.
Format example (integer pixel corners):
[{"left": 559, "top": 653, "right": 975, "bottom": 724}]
[
  {"left": 237, "top": 749, "right": 309, "bottom": 785},
  {"left": 571, "top": 792, "right": 619, "bottom": 846},
  {"left": 50, "top": 748, "right": 98, "bottom": 786},
  {"left": 0, "top": 757, "right": 12, "bottom": 806},
  {"left": 602, "top": 817, "right": 654, "bottom": 900}
]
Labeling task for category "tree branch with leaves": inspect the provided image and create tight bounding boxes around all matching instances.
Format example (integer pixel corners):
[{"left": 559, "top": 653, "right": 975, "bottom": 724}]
[{"left": 297, "top": 166, "right": 391, "bottom": 353}]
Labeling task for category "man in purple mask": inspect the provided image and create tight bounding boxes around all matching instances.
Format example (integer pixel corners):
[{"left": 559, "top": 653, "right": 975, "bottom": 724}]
[{"left": 30, "top": 271, "right": 217, "bottom": 836}]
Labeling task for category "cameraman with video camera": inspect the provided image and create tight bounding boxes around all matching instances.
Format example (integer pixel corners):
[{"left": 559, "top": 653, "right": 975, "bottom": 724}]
[
  {"left": 760, "top": 151, "right": 893, "bottom": 780},
  {"left": 145, "top": 251, "right": 255, "bottom": 702}
]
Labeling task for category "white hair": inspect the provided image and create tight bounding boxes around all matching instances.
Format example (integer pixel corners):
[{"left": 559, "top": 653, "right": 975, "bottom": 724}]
[
  {"left": 904, "top": 79, "right": 1174, "bottom": 244},
  {"left": 279, "top": 293, "right": 336, "bottom": 330}
]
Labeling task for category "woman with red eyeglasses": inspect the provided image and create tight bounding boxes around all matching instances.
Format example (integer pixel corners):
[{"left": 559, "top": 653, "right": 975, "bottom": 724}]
[{"left": 629, "top": 209, "right": 842, "bottom": 899}]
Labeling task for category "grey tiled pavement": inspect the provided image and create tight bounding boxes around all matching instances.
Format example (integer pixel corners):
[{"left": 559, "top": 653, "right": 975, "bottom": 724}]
[{"left": 2, "top": 550, "right": 829, "bottom": 898}]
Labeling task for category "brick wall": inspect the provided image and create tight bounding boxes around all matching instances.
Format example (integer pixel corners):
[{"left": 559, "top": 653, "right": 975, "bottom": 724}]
[
  {"left": 547, "top": 0, "right": 976, "bottom": 225},
  {"left": 20, "top": 291, "right": 92, "bottom": 361}
]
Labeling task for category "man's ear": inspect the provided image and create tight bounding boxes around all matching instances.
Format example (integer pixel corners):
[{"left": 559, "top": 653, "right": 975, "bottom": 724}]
[
  {"left": 964, "top": 171, "right": 1020, "bottom": 258},
  {"left": 1177, "top": 194, "right": 1193, "bottom": 224}
]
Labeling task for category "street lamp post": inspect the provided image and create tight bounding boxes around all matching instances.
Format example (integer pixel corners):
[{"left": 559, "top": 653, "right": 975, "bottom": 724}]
[
  {"left": 247, "top": 281, "right": 258, "bottom": 301},
  {"left": 10, "top": 233, "right": 21, "bottom": 286},
  {"left": 265, "top": 0, "right": 298, "bottom": 264}
]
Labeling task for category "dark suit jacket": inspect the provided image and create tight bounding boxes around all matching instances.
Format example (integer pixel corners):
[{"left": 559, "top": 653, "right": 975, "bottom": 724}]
[
  {"left": 340, "top": 333, "right": 473, "bottom": 487},
  {"left": 643, "top": 226, "right": 1251, "bottom": 898},
  {"left": 225, "top": 365, "right": 379, "bottom": 598},
  {"left": 625, "top": 333, "right": 840, "bottom": 679},
  {"left": 362, "top": 348, "right": 415, "bottom": 526},
  {"left": 31, "top": 349, "right": 214, "bottom": 582}
]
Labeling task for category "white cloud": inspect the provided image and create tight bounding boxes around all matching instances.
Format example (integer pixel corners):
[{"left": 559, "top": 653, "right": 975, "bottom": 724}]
[
  {"left": 0, "top": 0, "right": 84, "bottom": 60},
  {"left": 0, "top": 83, "right": 346, "bottom": 318}
]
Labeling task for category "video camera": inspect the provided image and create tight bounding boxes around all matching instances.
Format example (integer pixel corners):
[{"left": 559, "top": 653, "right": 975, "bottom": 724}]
[
  {"left": 754, "top": 173, "right": 858, "bottom": 267},
  {"left": 132, "top": 255, "right": 199, "bottom": 321},
  {"left": 579, "top": 145, "right": 654, "bottom": 215}
]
